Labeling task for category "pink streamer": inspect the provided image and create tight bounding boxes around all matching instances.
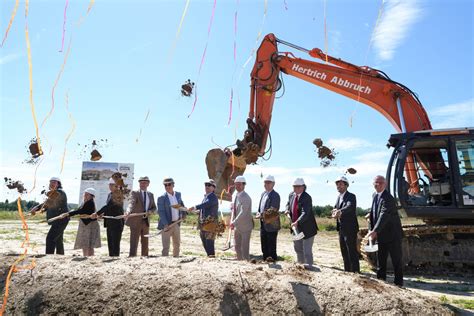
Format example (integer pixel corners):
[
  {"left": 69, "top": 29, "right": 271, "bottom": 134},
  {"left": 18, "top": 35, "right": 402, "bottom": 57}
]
[
  {"left": 187, "top": 0, "right": 217, "bottom": 118},
  {"left": 227, "top": 88, "right": 233, "bottom": 125},
  {"left": 59, "top": 0, "right": 69, "bottom": 52}
]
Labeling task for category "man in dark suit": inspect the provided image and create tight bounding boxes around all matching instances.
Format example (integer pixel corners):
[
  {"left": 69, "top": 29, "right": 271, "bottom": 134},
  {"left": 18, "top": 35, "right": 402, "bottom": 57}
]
[
  {"left": 157, "top": 177, "right": 186, "bottom": 257},
  {"left": 189, "top": 179, "right": 219, "bottom": 257},
  {"left": 126, "top": 176, "right": 157, "bottom": 257},
  {"left": 255, "top": 175, "right": 281, "bottom": 262},
  {"left": 286, "top": 178, "right": 318, "bottom": 269},
  {"left": 331, "top": 176, "right": 359, "bottom": 273},
  {"left": 367, "top": 175, "right": 404, "bottom": 286}
]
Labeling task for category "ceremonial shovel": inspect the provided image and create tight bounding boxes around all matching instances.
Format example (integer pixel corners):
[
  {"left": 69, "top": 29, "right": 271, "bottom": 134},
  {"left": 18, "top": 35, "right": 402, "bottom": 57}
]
[
  {"left": 144, "top": 218, "right": 184, "bottom": 238},
  {"left": 291, "top": 226, "right": 305, "bottom": 241},
  {"left": 364, "top": 237, "right": 378, "bottom": 253}
]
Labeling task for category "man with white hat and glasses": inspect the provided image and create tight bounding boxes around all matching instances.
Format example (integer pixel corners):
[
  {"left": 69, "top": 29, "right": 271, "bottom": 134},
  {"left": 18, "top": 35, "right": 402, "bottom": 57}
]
[
  {"left": 331, "top": 176, "right": 359, "bottom": 273},
  {"left": 255, "top": 175, "right": 281, "bottom": 262},
  {"left": 286, "top": 178, "right": 318, "bottom": 269},
  {"left": 230, "top": 176, "right": 253, "bottom": 261}
]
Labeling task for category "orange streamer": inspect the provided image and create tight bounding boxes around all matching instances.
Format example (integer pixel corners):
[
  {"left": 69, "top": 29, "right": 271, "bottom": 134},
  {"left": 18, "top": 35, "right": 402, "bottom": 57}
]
[
  {"left": 42, "top": 37, "right": 72, "bottom": 128},
  {"left": 1, "top": 0, "right": 20, "bottom": 47},
  {"left": 60, "top": 92, "right": 76, "bottom": 173},
  {"left": 0, "top": 198, "right": 35, "bottom": 316},
  {"left": 25, "top": 23, "right": 43, "bottom": 157}
]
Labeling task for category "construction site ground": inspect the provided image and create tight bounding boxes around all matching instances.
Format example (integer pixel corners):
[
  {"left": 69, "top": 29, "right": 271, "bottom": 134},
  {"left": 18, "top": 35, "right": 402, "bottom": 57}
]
[{"left": 1, "top": 218, "right": 473, "bottom": 314}]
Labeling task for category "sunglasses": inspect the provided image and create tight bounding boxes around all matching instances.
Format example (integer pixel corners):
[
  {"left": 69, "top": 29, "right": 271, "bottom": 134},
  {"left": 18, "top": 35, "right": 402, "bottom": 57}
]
[
  {"left": 205, "top": 184, "right": 214, "bottom": 187},
  {"left": 164, "top": 183, "right": 173, "bottom": 187}
]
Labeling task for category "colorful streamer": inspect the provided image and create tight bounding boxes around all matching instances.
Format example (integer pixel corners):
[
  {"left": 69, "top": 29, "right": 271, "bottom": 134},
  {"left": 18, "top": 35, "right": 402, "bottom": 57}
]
[
  {"left": 324, "top": 0, "right": 328, "bottom": 63},
  {"left": 187, "top": 0, "right": 218, "bottom": 118},
  {"left": 59, "top": 0, "right": 69, "bottom": 52},
  {"left": 25, "top": 23, "right": 43, "bottom": 157},
  {"left": 42, "top": 37, "right": 72, "bottom": 128},
  {"left": 86, "top": 0, "right": 95, "bottom": 14},
  {"left": 0, "top": 198, "right": 36, "bottom": 316},
  {"left": 135, "top": 108, "right": 151, "bottom": 143},
  {"left": 166, "top": 0, "right": 191, "bottom": 66},
  {"left": 60, "top": 92, "right": 76, "bottom": 173},
  {"left": 1, "top": 0, "right": 20, "bottom": 47}
]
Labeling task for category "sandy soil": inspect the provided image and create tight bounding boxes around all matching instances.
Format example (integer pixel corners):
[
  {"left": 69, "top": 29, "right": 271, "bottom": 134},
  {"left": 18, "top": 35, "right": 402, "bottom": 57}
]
[{"left": 0, "top": 219, "right": 471, "bottom": 314}]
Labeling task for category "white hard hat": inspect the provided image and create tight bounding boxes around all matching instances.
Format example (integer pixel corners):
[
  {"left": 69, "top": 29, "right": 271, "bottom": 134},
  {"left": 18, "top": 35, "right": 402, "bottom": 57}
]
[
  {"left": 264, "top": 175, "right": 275, "bottom": 182},
  {"left": 108, "top": 178, "right": 115, "bottom": 185},
  {"left": 234, "top": 176, "right": 246, "bottom": 183},
  {"left": 204, "top": 179, "right": 216, "bottom": 187},
  {"left": 335, "top": 176, "right": 349, "bottom": 186},
  {"left": 84, "top": 187, "right": 96, "bottom": 196},
  {"left": 50, "top": 177, "right": 61, "bottom": 182},
  {"left": 293, "top": 178, "right": 305, "bottom": 186}
]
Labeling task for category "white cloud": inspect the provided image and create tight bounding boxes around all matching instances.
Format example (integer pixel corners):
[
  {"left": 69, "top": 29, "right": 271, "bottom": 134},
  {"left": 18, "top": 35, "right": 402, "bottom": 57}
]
[
  {"left": 326, "top": 137, "right": 372, "bottom": 151},
  {"left": 0, "top": 53, "right": 22, "bottom": 65},
  {"left": 371, "top": 0, "right": 423, "bottom": 61},
  {"left": 430, "top": 99, "right": 474, "bottom": 129}
]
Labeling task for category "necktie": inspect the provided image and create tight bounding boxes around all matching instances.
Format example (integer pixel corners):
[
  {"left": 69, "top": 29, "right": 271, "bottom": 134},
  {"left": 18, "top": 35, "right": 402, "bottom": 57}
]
[
  {"left": 143, "top": 192, "right": 147, "bottom": 210},
  {"left": 233, "top": 196, "right": 237, "bottom": 218},
  {"left": 292, "top": 195, "right": 299, "bottom": 222},
  {"left": 372, "top": 195, "right": 379, "bottom": 223}
]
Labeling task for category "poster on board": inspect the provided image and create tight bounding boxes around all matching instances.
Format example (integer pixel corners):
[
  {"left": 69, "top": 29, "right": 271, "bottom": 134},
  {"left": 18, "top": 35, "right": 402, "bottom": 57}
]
[{"left": 79, "top": 161, "right": 134, "bottom": 210}]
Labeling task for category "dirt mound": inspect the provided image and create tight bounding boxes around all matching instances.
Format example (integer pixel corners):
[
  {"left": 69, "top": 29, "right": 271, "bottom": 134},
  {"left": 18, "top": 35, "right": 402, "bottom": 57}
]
[{"left": 0, "top": 255, "right": 452, "bottom": 315}]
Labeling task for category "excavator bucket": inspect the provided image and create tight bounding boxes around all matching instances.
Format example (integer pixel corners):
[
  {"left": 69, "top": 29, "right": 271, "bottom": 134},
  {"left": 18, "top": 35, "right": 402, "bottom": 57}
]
[{"left": 206, "top": 148, "right": 247, "bottom": 201}]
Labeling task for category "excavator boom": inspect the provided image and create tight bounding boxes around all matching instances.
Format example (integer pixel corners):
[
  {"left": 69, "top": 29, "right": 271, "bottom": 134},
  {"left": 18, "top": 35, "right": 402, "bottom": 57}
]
[{"left": 207, "top": 33, "right": 432, "bottom": 200}]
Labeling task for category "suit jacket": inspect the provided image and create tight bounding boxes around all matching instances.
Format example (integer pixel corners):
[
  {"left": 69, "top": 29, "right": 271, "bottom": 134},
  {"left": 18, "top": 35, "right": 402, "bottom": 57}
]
[
  {"left": 334, "top": 191, "right": 358, "bottom": 235},
  {"left": 257, "top": 190, "right": 281, "bottom": 232},
  {"left": 370, "top": 190, "right": 403, "bottom": 243},
  {"left": 44, "top": 189, "right": 70, "bottom": 227},
  {"left": 157, "top": 191, "right": 185, "bottom": 230},
  {"left": 97, "top": 192, "right": 124, "bottom": 228},
  {"left": 286, "top": 191, "right": 318, "bottom": 239},
  {"left": 232, "top": 191, "right": 253, "bottom": 233},
  {"left": 126, "top": 190, "right": 157, "bottom": 228},
  {"left": 196, "top": 192, "right": 219, "bottom": 226}
]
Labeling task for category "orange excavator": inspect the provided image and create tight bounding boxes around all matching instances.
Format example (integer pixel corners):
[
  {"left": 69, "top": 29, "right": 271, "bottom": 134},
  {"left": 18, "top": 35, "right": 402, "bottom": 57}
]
[{"left": 206, "top": 33, "right": 474, "bottom": 269}]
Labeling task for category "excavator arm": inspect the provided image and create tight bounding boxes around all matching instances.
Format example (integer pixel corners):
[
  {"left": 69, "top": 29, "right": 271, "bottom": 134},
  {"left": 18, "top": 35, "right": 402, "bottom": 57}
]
[{"left": 207, "top": 33, "right": 433, "bottom": 200}]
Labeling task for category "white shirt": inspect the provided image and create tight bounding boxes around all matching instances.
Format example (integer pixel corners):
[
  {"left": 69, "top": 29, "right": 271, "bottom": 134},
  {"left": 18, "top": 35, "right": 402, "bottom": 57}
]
[
  {"left": 338, "top": 191, "right": 346, "bottom": 208},
  {"left": 167, "top": 192, "right": 179, "bottom": 221},
  {"left": 259, "top": 191, "right": 270, "bottom": 213}
]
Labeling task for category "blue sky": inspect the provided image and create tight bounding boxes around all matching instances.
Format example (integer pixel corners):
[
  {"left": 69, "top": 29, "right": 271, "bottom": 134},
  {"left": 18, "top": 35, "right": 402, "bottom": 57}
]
[{"left": 1, "top": 0, "right": 473, "bottom": 210}]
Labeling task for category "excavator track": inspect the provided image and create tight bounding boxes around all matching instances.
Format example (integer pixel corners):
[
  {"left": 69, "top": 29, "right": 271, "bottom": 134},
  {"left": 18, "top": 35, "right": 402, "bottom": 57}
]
[{"left": 358, "top": 225, "right": 474, "bottom": 272}]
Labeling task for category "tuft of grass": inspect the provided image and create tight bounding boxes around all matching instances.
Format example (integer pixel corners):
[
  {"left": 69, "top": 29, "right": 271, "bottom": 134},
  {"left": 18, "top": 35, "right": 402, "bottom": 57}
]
[
  {"left": 439, "top": 295, "right": 449, "bottom": 304},
  {"left": 452, "top": 299, "right": 474, "bottom": 310},
  {"left": 278, "top": 255, "right": 293, "bottom": 262}
]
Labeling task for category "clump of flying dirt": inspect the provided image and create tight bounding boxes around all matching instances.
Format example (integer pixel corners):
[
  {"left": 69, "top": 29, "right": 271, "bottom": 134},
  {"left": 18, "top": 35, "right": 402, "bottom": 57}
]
[
  {"left": 181, "top": 79, "right": 195, "bottom": 97},
  {"left": 109, "top": 172, "right": 131, "bottom": 204},
  {"left": 77, "top": 139, "right": 108, "bottom": 161},
  {"left": 312, "top": 138, "right": 337, "bottom": 167},
  {"left": 4, "top": 178, "right": 27, "bottom": 194},
  {"left": 24, "top": 138, "right": 43, "bottom": 165},
  {"left": 346, "top": 167, "right": 357, "bottom": 175}
]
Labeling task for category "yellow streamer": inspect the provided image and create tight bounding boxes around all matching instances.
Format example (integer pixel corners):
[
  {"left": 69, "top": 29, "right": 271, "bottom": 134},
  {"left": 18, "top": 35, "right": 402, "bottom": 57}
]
[
  {"left": 60, "top": 92, "right": 76, "bottom": 173},
  {"left": 1, "top": 0, "right": 20, "bottom": 47},
  {"left": 42, "top": 37, "right": 72, "bottom": 128},
  {"left": 167, "top": 0, "right": 191, "bottom": 66},
  {"left": 87, "top": 0, "right": 95, "bottom": 14},
  {"left": 135, "top": 108, "right": 151, "bottom": 143},
  {"left": 25, "top": 24, "right": 43, "bottom": 157}
]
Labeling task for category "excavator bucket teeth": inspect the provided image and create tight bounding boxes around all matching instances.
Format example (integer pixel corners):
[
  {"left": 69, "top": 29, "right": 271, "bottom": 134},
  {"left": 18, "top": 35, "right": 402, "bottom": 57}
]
[{"left": 206, "top": 148, "right": 247, "bottom": 201}]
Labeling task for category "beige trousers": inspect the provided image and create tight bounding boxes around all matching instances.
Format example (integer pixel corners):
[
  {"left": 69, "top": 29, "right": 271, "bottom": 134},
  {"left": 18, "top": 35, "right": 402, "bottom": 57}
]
[
  {"left": 234, "top": 229, "right": 252, "bottom": 260},
  {"left": 161, "top": 224, "right": 180, "bottom": 257}
]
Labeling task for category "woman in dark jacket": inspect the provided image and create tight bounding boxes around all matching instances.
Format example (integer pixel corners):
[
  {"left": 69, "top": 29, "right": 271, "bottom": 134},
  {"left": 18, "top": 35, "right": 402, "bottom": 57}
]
[
  {"left": 67, "top": 187, "right": 101, "bottom": 256},
  {"left": 31, "top": 177, "right": 70, "bottom": 255}
]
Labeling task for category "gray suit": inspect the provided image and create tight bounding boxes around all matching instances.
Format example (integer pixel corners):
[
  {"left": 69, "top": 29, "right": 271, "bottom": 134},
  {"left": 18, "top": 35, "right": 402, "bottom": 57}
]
[{"left": 232, "top": 191, "right": 253, "bottom": 260}]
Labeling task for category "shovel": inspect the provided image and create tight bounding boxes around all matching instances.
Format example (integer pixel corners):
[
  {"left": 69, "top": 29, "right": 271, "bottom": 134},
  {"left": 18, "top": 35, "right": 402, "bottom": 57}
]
[
  {"left": 364, "top": 237, "right": 378, "bottom": 253},
  {"left": 291, "top": 226, "right": 305, "bottom": 241}
]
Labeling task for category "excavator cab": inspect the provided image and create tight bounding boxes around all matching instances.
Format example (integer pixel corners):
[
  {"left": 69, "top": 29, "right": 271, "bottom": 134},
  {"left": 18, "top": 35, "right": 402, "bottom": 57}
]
[{"left": 387, "top": 128, "right": 474, "bottom": 223}]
